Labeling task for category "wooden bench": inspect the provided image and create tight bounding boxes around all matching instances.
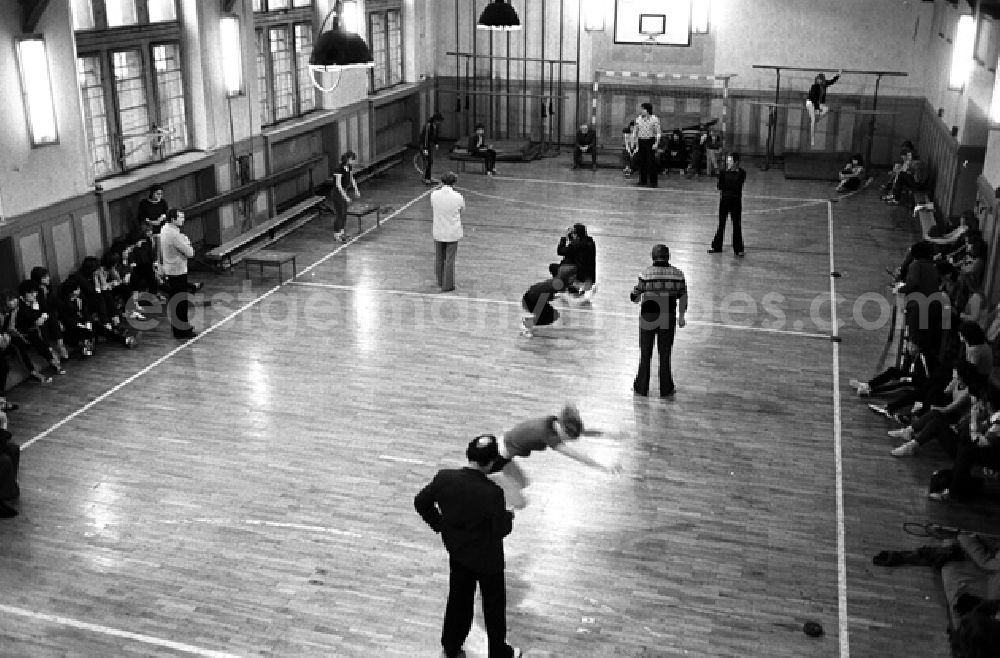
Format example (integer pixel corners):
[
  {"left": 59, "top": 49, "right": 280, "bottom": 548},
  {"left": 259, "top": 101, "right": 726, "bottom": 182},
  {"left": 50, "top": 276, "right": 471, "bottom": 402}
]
[
  {"left": 346, "top": 203, "right": 383, "bottom": 234},
  {"left": 244, "top": 250, "right": 298, "bottom": 281},
  {"left": 204, "top": 195, "right": 324, "bottom": 272},
  {"left": 355, "top": 147, "right": 406, "bottom": 184},
  {"left": 448, "top": 151, "right": 489, "bottom": 174}
]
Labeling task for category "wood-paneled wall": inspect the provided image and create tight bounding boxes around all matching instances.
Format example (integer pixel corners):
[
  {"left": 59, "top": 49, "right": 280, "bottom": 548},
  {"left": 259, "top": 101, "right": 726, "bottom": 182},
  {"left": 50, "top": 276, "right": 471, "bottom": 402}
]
[{"left": 917, "top": 101, "right": 987, "bottom": 220}]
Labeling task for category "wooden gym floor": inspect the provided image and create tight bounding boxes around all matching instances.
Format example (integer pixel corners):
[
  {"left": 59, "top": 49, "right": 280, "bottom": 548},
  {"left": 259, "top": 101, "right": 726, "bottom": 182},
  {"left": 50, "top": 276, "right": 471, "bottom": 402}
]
[{"left": 0, "top": 157, "right": 981, "bottom": 657}]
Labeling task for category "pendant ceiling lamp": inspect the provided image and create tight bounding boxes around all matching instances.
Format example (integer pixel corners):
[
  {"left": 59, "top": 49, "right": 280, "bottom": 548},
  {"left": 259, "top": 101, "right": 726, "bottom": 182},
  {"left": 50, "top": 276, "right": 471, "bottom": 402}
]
[
  {"left": 477, "top": 0, "right": 522, "bottom": 31},
  {"left": 309, "top": 0, "right": 374, "bottom": 92}
]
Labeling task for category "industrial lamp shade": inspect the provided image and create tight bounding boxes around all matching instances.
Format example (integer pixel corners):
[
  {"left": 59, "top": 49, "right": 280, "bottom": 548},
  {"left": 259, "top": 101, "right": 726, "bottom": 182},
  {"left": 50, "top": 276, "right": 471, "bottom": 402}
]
[
  {"left": 477, "top": 0, "right": 522, "bottom": 31},
  {"left": 309, "top": 26, "right": 374, "bottom": 70},
  {"left": 308, "top": 2, "right": 374, "bottom": 92}
]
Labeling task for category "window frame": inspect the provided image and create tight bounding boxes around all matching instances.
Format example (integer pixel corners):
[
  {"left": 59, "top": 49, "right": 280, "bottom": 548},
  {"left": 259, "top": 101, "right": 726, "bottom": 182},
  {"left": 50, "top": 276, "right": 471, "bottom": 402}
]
[
  {"left": 367, "top": 6, "right": 404, "bottom": 93},
  {"left": 72, "top": 0, "right": 178, "bottom": 31},
  {"left": 252, "top": 3, "right": 316, "bottom": 127}
]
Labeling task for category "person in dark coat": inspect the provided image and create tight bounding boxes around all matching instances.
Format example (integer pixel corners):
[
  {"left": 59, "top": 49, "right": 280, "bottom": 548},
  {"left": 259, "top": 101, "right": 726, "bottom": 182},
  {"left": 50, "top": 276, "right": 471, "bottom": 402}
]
[
  {"left": 0, "top": 425, "right": 20, "bottom": 518},
  {"left": 708, "top": 152, "right": 747, "bottom": 256},
  {"left": 549, "top": 224, "right": 597, "bottom": 297},
  {"left": 414, "top": 435, "right": 522, "bottom": 658},
  {"left": 572, "top": 123, "right": 597, "bottom": 170},
  {"left": 420, "top": 112, "right": 444, "bottom": 184},
  {"left": 520, "top": 265, "right": 577, "bottom": 337},
  {"left": 807, "top": 70, "right": 841, "bottom": 146}
]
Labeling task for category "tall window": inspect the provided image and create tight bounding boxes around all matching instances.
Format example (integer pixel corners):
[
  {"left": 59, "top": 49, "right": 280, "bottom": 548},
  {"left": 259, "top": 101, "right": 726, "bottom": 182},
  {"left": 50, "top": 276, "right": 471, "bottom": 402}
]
[
  {"left": 71, "top": 0, "right": 177, "bottom": 30},
  {"left": 73, "top": 0, "right": 188, "bottom": 178},
  {"left": 253, "top": 1, "right": 315, "bottom": 126},
  {"left": 368, "top": 8, "right": 403, "bottom": 92}
]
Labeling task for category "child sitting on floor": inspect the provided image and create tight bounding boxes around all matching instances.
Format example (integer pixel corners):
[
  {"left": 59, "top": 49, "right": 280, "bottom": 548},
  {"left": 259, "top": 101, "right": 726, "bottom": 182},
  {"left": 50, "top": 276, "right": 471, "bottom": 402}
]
[{"left": 835, "top": 153, "right": 866, "bottom": 192}]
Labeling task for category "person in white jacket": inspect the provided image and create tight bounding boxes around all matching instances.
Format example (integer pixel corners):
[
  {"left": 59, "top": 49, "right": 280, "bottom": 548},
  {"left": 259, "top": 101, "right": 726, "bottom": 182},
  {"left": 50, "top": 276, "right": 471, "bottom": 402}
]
[
  {"left": 159, "top": 209, "right": 196, "bottom": 338},
  {"left": 430, "top": 172, "right": 465, "bottom": 293}
]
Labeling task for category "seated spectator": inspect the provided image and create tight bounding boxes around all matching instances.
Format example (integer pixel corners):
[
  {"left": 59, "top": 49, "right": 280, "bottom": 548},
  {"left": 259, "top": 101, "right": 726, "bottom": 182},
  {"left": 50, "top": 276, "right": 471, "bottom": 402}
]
[
  {"left": 835, "top": 153, "right": 866, "bottom": 192},
  {"left": 883, "top": 147, "right": 927, "bottom": 205},
  {"left": 684, "top": 124, "right": 707, "bottom": 178},
  {"left": 951, "top": 229, "right": 988, "bottom": 291},
  {"left": 660, "top": 129, "right": 687, "bottom": 175},
  {"left": 29, "top": 267, "right": 68, "bottom": 361},
  {"left": 0, "top": 291, "right": 51, "bottom": 385},
  {"left": 926, "top": 209, "right": 976, "bottom": 246},
  {"left": 124, "top": 223, "right": 166, "bottom": 304},
  {"left": 75, "top": 260, "right": 136, "bottom": 348},
  {"left": 56, "top": 278, "right": 96, "bottom": 357},
  {"left": 13, "top": 280, "right": 65, "bottom": 376},
  {"left": 961, "top": 282, "right": 988, "bottom": 329},
  {"left": 849, "top": 338, "right": 935, "bottom": 397},
  {"left": 0, "top": 421, "right": 19, "bottom": 518},
  {"left": 621, "top": 122, "right": 637, "bottom": 177},
  {"left": 573, "top": 123, "right": 597, "bottom": 170},
  {"left": 881, "top": 140, "right": 917, "bottom": 193},
  {"left": 468, "top": 123, "right": 497, "bottom": 176},
  {"left": 888, "top": 359, "right": 985, "bottom": 457},
  {"left": 549, "top": 224, "right": 597, "bottom": 300},
  {"left": 930, "top": 381, "right": 1000, "bottom": 502}
]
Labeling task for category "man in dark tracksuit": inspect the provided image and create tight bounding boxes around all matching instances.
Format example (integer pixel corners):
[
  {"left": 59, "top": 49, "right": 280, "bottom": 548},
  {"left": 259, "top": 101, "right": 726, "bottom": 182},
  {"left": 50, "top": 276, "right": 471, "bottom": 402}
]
[
  {"left": 420, "top": 113, "right": 444, "bottom": 184},
  {"left": 414, "top": 435, "right": 521, "bottom": 658},
  {"left": 708, "top": 152, "right": 747, "bottom": 257}
]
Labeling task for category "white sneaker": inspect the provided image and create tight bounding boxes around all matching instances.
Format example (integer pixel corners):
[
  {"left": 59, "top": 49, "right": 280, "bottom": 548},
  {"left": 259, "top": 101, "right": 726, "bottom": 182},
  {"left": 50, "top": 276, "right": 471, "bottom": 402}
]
[
  {"left": 891, "top": 439, "right": 919, "bottom": 457},
  {"left": 888, "top": 427, "right": 913, "bottom": 440},
  {"left": 856, "top": 383, "right": 871, "bottom": 397}
]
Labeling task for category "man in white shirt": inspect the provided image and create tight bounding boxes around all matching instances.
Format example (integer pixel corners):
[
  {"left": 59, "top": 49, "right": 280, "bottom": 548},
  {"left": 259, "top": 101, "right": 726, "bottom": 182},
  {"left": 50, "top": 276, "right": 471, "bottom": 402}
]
[
  {"left": 159, "top": 209, "right": 196, "bottom": 338},
  {"left": 430, "top": 172, "right": 465, "bottom": 293}
]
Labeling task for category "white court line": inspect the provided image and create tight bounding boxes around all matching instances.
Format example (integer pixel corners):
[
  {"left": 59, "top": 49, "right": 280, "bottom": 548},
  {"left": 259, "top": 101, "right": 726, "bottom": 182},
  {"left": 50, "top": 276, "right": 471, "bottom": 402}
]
[
  {"left": 295, "top": 189, "right": 433, "bottom": 280},
  {"left": 455, "top": 184, "right": 827, "bottom": 219},
  {"left": 0, "top": 603, "right": 240, "bottom": 658},
  {"left": 289, "top": 280, "right": 832, "bottom": 340},
  {"left": 22, "top": 189, "right": 432, "bottom": 451},
  {"left": 827, "top": 200, "right": 850, "bottom": 658},
  {"left": 157, "top": 518, "right": 364, "bottom": 537},
  {"left": 21, "top": 284, "right": 282, "bottom": 450},
  {"left": 378, "top": 454, "right": 430, "bottom": 465},
  {"left": 494, "top": 174, "right": 830, "bottom": 203}
]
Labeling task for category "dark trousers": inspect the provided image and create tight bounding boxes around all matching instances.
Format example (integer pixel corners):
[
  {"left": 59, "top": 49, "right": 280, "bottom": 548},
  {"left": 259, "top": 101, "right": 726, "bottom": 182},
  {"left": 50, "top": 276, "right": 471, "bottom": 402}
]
[
  {"left": 331, "top": 194, "right": 348, "bottom": 233},
  {"left": 423, "top": 150, "right": 435, "bottom": 181},
  {"left": 634, "top": 322, "right": 676, "bottom": 395},
  {"left": 16, "top": 332, "right": 53, "bottom": 366},
  {"left": 573, "top": 146, "right": 597, "bottom": 167},
  {"left": 0, "top": 443, "right": 19, "bottom": 501},
  {"left": 637, "top": 138, "right": 657, "bottom": 186},
  {"left": 892, "top": 171, "right": 921, "bottom": 197},
  {"left": 441, "top": 558, "right": 513, "bottom": 658},
  {"left": 2, "top": 342, "right": 35, "bottom": 378},
  {"left": 165, "top": 274, "right": 191, "bottom": 336},
  {"left": 522, "top": 292, "right": 559, "bottom": 326},
  {"left": 435, "top": 241, "right": 458, "bottom": 291},
  {"left": 712, "top": 196, "right": 744, "bottom": 253},
  {"left": 472, "top": 148, "right": 497, "bottom": 172}
]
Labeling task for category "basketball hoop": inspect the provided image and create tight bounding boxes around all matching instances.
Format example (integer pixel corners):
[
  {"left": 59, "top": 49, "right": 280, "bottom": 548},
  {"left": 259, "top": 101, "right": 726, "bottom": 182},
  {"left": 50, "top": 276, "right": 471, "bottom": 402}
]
[{"left": 638, "top": 13, "right": 666, "bottom": 43}]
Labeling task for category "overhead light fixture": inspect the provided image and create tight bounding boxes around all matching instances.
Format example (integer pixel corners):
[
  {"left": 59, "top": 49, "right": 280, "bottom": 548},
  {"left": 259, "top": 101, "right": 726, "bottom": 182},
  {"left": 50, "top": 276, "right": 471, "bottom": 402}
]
[
  {"left": 478, "top": 0, "right": 522, "bottom": 31},
  {"left": 692, "top": 0, "right": 711, "bottom": 34},
  {"left": 309, "top": 0, "right": 374, "bottom": 93},
  {"left": 949, "top": 14, "right": 975, "bottom": 90},
  {"left": 16, "top": 37, "right": 58, "bottom": 146},
  {"left": 220, "top": 16, "right": 244, "bottom": 96},
  {"left": 583, "top": 0, "right": 605, "bottom": 31}
]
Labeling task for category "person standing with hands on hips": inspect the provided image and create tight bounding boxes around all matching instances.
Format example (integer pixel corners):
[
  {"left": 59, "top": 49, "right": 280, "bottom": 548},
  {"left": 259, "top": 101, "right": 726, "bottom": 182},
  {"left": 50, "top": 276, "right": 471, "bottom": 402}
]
[
  {"left": 414, "top": 435, "right": 523, "bottom": 658},
  {"left": 431, "top": 172, "right": 465, "bottom": 293},
  {"left": 632, "top": 102, "right": 661, "bottom": 188},
  {"left": 708, "top": 152, "right": 747, "bottom": 257},
  {"left": 159, "top": 209, "right": 196, "bottom": 339}
]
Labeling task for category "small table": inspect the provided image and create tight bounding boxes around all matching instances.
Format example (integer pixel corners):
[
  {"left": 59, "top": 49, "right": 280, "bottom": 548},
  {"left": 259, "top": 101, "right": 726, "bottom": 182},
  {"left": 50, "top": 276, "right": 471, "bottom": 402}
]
[
  {"left": 346, "top": 202, "right": 383, "bottom": 234},
  {"left": 244, "top": 250, "right": 297, "bottom": 281}
]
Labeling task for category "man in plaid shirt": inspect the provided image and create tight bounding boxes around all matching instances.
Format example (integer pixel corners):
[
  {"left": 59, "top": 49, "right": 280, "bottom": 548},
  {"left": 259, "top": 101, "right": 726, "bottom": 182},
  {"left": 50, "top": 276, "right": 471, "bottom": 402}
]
[{"left": 630, "top": 244, "right": 687, "bottom": 397}]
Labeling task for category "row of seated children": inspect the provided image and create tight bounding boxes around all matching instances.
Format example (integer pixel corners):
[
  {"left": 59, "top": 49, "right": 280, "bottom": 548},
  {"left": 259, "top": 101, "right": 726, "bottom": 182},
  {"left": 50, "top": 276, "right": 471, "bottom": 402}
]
[
  {"left": 0, "top": 251, "right": 154, "bottom": 411},
  {"left": 621, "top": 122, "right": 724, "bottom": 179},
  {"left": 852, "top": 230, "right": 1000, "bottom": 654}
]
